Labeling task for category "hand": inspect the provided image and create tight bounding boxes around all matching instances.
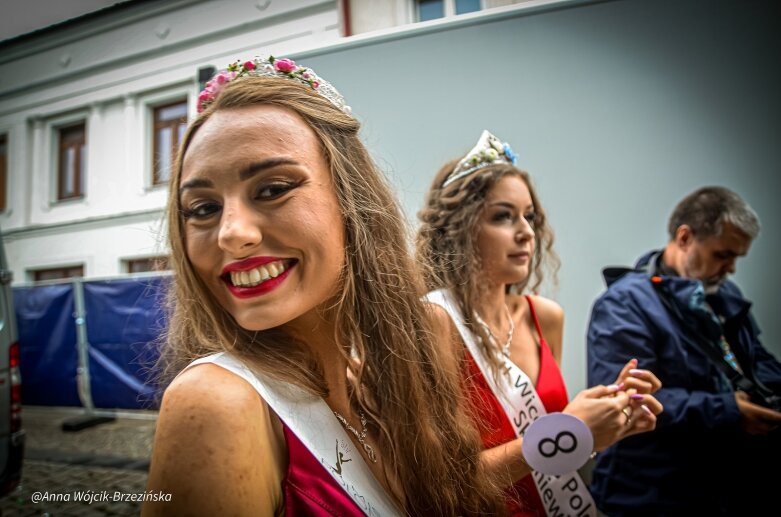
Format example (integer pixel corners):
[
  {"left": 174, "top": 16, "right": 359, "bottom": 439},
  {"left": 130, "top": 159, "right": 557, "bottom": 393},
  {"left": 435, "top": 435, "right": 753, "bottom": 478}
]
[
  {"left": 621, "top": 390, "right": 663, "bottom": 438},
  {"left": 564, "top": 384, "right": 631, "bottom": 451},
  {"left": 735, "top": 391, "right": 781, "bottom": 435},
  {"left": 612, "top": 358, "right": 662, "bottom": 395}
]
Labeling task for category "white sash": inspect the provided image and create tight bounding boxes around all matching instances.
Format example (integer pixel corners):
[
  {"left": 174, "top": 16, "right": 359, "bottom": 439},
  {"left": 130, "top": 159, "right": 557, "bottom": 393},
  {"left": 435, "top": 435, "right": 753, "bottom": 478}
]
[
  {"left": 185, "top": 352, "right": 401, "bottom": 517},
  {"left": 426, "top": 289, "right": 596, "bottom": 517}
]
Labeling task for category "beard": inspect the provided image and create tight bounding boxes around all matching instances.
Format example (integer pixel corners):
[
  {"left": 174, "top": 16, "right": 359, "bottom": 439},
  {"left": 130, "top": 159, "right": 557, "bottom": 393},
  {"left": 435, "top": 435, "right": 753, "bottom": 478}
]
[{"left": 703, "top": 276, "right": 726, "bottom": 294}]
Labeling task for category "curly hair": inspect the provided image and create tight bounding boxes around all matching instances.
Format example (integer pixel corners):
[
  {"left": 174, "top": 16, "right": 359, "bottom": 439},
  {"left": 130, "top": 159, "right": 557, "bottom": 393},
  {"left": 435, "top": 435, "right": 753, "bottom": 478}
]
[
  {"left": 158, "top": 76, "right": 504, "bottom": 515},
  {"left": 416, "top": 158, "right": 559, "bottom": 374}
]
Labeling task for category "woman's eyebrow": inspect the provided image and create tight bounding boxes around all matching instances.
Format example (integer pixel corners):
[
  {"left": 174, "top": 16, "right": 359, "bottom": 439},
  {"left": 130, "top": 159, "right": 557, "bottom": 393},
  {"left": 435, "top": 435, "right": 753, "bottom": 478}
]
[
  {"left": 239, "top": 157, "right": 299, "bottom": 181},
  {"left": 179, "top": 178, "right": 213, "bottom": 194}
]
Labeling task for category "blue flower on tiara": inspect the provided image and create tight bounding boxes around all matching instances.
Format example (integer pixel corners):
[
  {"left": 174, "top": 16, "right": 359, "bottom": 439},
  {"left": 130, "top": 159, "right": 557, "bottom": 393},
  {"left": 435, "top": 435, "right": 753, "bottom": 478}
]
[
  {"left": 442, "top": 130, "right": 520, "bottom": 187},
  {"left": 503, "top": 143, "right": 518, "bottom": 165}
]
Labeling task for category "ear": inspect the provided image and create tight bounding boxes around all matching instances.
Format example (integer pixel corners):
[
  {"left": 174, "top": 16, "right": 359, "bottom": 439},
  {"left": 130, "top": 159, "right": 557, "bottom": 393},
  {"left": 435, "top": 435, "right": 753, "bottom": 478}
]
[{"left": 674, "top": 224, "right": 694, "bottom": 250}]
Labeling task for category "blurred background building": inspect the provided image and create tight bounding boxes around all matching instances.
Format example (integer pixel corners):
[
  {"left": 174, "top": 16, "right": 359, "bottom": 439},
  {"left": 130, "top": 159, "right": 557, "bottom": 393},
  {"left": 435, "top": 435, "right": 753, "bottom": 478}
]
[{"left": 0, "top": 0, "right": 532, "bottom": 283}]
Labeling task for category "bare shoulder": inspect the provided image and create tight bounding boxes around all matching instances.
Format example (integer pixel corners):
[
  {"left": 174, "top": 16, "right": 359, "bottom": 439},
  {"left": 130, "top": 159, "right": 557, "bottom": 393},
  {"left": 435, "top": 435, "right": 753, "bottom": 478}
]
[
  {"left": 424, "top": 301, "right": 463, "bottom": 366},
  {"left": 525, "top": 295, "right": 564, "bottom": 328},
  {"left": 143, "top": 362, "right": 284, "bottom": 516}
]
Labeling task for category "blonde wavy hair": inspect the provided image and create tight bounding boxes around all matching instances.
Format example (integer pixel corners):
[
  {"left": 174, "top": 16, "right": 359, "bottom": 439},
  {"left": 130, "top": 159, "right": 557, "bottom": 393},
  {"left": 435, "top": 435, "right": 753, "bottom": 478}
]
[
  {"left": 416, "top": 159, "right": 560, "bottom": 373},
  {"left": 158, "top": 77, "right": 503, "bottom": 515}
]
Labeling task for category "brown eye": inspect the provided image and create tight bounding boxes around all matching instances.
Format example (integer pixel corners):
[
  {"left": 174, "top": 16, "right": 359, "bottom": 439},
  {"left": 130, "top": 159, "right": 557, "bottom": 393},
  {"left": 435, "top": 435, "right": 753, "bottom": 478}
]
[
  {"left": 183, "top": 202, "right": 221, "bottom": 219},
  {"left": 256, "top": 181, "right": 297, "bottom": 200}
]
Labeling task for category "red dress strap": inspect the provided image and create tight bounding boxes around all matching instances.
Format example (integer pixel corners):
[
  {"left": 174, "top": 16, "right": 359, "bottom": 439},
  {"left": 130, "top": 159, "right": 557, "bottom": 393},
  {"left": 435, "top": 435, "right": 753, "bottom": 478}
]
[{"left": 524, "top": 295, "right": 545, "bottom": 341}]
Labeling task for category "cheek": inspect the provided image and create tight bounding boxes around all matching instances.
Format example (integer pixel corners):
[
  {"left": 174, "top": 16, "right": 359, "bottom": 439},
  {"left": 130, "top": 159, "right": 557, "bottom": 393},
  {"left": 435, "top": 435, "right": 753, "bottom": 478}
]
[{"left": 185, "top": 227, "right": 217, "bottom": 276}]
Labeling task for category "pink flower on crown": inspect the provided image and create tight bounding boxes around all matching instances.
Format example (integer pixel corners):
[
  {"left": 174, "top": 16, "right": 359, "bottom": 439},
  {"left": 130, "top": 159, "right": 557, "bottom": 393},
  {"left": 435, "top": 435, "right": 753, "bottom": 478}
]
[
  {"left": 274, "top": 58, "right": 297, "bottom": 73},
  {"left": 243, "top": 60, "right": 256, "bottom": 71},
  {"left": 312, "top": 81, "right": 320, "bottom": 89}
]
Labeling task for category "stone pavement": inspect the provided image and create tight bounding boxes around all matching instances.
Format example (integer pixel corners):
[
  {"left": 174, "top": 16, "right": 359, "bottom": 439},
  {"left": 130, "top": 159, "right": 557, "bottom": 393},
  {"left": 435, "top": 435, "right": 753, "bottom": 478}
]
[{"left": 0, "top": 406, "right": 157, "bottom": 516}]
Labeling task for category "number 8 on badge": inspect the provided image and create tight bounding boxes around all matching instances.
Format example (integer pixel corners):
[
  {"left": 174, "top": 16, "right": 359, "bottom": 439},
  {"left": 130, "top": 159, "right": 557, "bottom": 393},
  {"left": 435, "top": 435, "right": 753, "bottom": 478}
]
[{"left": 521, "top": 413, "right": 594, "bottom": 476}]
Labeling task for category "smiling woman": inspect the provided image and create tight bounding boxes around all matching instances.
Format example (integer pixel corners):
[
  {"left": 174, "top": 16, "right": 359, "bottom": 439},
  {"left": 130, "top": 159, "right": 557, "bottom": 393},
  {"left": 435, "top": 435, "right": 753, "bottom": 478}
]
[{"left": 143, "top": 57, "right": 504, "bottom": 516}]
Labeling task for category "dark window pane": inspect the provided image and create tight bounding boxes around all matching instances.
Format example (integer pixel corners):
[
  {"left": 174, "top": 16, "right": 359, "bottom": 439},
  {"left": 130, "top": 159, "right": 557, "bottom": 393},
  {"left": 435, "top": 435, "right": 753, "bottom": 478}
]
[
  {"left": 418, "top": 0, "right": 444, "bottom": 21},
  {"left": 58, "top": 122, "right": 86, "bottom": 200},
  {"left": 1, "top": 135, "right": 7, "bottom": 212},
  {"left": 127, "top": 257, "right": 169, "bottom": 273},
  {"left": 33, "top": 265, "right": 84, "bottom": 282},
  {"left": 455, "top": 0, "right": 481, "bottom": 14},
  {"left": 156, "top": 127, "right": 172, "bottom": 183}
]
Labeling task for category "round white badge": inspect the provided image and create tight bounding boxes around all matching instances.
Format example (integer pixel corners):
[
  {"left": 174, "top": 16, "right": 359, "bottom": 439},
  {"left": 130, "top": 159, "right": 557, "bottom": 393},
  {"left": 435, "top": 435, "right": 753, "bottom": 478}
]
[{"left": 521, "top": 412, "right": 594, "bottom": 476}]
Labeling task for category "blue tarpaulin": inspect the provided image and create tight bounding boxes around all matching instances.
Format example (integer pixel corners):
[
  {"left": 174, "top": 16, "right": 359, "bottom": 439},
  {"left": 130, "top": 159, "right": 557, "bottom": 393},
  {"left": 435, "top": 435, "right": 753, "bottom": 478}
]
[
  {"left": 13, "top": 284, "right": 80, "bottom": 406},
  {"left": 13, "top": 275, "right": 168, "bottom": 409}
]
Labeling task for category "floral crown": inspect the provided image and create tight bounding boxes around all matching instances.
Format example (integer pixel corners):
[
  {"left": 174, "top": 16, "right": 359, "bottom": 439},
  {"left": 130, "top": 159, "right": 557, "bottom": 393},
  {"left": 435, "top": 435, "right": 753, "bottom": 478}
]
[
  {"left": 442, "top": 130, "right": 518, "bottom": 187},
  {"left": 197, "top": 55, "right": 351, "bottom": 115}
]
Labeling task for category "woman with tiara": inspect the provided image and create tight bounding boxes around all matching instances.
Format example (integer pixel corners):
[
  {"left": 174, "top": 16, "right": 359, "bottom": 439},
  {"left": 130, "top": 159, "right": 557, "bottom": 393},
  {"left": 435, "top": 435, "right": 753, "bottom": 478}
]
[
  {"left": 143, "top": 59, "right": 503, "bottom": 516},
  {"left": 417, "top": 130, "right": 664, "bottom": 516}
]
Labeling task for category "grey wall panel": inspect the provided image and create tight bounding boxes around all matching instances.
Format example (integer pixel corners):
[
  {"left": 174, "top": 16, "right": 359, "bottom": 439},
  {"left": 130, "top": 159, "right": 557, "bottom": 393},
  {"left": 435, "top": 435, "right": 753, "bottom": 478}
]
[{"left": 296, "top": 0, "right": 780, "bottom": 391}]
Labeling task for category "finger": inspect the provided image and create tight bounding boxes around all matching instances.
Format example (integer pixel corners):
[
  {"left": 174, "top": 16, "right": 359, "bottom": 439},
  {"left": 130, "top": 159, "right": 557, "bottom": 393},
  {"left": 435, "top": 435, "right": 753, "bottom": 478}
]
[
  {"left": 582, "top": 383, "right": 625, "bottom": 399},
  {"left": 622, "top": 377, "right": 654, "bottom": 394},
  {"left": 735, "top": 390, "right": 750, "bottom": 401},
  {"left": 628, "top": 394, "right": 663, "bottom": 415},
  {"left": 613, "top": 359, "right": 638, "bottom": 385},
  {"left": 627, "top": 368, "right": 662, "bottom": 393}
]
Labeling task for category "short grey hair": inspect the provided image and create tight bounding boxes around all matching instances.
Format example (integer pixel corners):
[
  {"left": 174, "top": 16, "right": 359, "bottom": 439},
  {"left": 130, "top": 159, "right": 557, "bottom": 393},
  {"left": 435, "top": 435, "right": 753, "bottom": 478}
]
[{"left": 667, "top": 186, "right": 760, "bottom": 241}]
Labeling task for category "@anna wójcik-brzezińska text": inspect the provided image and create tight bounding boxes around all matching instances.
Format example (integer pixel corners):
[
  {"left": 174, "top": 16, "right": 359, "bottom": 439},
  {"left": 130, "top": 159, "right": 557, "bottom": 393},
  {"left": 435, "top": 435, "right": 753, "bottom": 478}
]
[{"left": 31, "top": 490, "right": 172, "bottom": 504}]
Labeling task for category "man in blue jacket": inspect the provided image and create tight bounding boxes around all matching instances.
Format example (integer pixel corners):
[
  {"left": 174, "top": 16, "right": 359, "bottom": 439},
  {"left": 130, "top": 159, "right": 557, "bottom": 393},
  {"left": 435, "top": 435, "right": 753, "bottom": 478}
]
[{"left": 587, "top": 186, "right": 781, "bottom": 516}]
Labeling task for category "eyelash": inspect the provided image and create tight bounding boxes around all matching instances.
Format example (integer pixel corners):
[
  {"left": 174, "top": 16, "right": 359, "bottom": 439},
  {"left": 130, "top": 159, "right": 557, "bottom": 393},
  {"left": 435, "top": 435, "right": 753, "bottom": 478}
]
[
  {"left": 181, "top": 181, "right": 299, "bottom": 220},
  {"left": 182, "top": 202, "right": 220, "bottom": 220},
  {"left": 492, "top": 211, "right": 537, "bottom": 226},
  {"left": 255, "top": 181, "right": 297, "bottom": 200}
]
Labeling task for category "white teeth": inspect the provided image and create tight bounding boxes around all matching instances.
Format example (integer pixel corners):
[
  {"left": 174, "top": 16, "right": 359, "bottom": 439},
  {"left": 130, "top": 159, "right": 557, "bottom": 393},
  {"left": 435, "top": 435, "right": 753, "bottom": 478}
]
[{"left": 229, "top": 260, "right": 288, "bottom": 287}]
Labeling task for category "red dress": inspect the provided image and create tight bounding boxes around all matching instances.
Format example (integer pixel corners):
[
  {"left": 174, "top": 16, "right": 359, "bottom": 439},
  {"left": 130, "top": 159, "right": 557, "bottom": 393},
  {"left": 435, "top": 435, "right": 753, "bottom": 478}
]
[
  {"left": 283, "top": 425, "right": 367, "bottom": 516},
  {"left": 465, "top": 296, "right": 569, "bottom": 516}
]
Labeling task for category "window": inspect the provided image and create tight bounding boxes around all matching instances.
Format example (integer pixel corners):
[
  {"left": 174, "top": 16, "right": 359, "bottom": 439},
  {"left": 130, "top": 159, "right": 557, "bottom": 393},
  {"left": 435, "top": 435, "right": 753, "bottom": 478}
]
[
  {"left": 416, "top": 0, "right": 482, "bottom": 21},
  {"left": 125, "top": 256, "right": 170, "bottom": 274},
  {"left": 0, "top": 134, "right": 6, "bottom": 212},
  {"left": 32, "top": 265, "right": 84, "bottom": 282},
  {"left": 153, "top": 100, "right": 187, "bottom": 185},
  {"left": 57, "top": 122, "right": 86, "bottom": 200}
]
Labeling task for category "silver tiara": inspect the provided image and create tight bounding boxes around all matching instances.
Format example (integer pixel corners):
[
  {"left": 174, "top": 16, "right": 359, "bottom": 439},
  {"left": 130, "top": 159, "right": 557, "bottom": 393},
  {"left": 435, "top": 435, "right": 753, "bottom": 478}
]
[
  {"left": 442, "top": 130, "right": 518, "bottom": 187},
  {"left": 197, "top": 55, "right": 351, "bottom": 116}
]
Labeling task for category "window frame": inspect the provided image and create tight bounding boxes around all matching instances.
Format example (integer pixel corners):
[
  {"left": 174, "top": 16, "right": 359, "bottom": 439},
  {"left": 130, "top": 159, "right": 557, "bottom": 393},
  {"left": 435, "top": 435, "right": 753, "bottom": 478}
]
[
  {"left": 413, "top": 0, "right": 485, "bottom": 21},
  {"left": 0, "top": 133, "right": 7, "bottom": 212},
  {"left": 31, "top": 264, "right": 85, "bottom": 283},
  {"left": 56, "top": 121, "right": 87, "bottom": 201},
  {"left": 151, "top": 99, "right": 188, "bottom": 186},
  {"left": 124, "top": 256, "right": 170, "bottom": 274}
]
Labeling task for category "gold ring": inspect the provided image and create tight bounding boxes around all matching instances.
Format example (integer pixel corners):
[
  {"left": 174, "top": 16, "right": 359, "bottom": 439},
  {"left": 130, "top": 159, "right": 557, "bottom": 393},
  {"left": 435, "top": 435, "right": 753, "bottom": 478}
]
[{"left": 622, "top": 407, "right": 632, "bottom": 425}]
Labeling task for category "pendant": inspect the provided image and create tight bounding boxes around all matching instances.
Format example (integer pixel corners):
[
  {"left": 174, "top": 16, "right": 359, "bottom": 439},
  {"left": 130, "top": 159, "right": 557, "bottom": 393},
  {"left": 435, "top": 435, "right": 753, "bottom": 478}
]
[{"left": 363, "top": 442, "right": 378, "bottom": 463}]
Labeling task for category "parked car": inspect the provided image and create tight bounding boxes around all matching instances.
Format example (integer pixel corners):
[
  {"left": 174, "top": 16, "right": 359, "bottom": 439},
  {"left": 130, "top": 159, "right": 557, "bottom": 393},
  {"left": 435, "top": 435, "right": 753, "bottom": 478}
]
[{"left": 0, "top": 232, "right": 23, "bottom": 495}]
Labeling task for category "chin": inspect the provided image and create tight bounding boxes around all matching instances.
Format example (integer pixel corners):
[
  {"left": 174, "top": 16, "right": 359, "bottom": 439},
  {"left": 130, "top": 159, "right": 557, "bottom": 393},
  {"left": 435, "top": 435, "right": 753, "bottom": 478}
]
[{"left": 703, "top": 281, "right": 724, "bottom": 295}]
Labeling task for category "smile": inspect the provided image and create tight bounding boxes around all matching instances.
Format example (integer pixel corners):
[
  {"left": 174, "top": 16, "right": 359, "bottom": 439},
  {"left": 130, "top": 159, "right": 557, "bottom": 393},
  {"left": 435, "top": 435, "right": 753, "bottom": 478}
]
[
  {"left": 221, "top": 258, "right": 297, "bottom": 298},
  {"left": 229, "top": 260, "right": 289, "bottom": 287}
]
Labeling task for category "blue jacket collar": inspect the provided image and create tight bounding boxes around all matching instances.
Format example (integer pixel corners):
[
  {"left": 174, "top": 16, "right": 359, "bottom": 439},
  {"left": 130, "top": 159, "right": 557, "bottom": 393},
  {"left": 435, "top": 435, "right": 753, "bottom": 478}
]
[{"left": 635, "top": 249, "right": 752, "bottom": 323}]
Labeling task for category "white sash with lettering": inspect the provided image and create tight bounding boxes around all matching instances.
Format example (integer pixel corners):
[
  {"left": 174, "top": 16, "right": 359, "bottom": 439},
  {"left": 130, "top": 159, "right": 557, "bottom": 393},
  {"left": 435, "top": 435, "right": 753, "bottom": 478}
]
[
  {"left": 185, "top": 352, "right": 400, "bottom": 517},
  {"left": 426, "top": 289, "right": 596, "bottom": 517}
]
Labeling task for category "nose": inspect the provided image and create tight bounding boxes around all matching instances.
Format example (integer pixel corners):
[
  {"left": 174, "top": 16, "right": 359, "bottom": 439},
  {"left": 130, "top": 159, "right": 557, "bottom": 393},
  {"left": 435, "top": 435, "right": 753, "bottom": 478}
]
[
  {"left": 218, "top": 200, "right": 262, "bottom": 256},
  {"left": 724, "top": 258, "right": 736, "bottom": 275},
  {"left": 515, "top": 217, "right": 535, "bottom": 242}
]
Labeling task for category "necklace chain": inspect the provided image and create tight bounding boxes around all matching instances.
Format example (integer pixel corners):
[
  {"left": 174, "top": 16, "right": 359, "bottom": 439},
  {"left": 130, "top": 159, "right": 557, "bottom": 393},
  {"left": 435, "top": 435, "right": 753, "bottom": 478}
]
[
  {"left": 333, "top": 409, "right": 378, "bottom": 463},
  {"left": 474, "top": 304, "right": 515, "bottom": 357}
]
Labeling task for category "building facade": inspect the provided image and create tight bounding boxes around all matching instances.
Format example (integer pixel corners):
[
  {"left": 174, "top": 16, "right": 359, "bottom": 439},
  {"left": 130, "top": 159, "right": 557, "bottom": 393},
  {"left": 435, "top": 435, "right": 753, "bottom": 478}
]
[{"left": 0, "top": 0, "right": 529, "bottom": 283}]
